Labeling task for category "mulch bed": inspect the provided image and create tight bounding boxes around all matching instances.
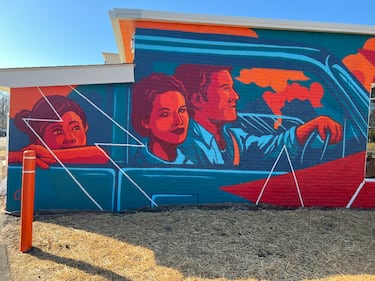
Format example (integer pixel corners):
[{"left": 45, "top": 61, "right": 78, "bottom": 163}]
[{"left": 1, "top": 198, "right": 375, "bottom": 281}]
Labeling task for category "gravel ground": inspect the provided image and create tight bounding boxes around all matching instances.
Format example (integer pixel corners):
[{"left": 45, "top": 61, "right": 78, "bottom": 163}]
[{"left": 1, "top": 200, "right": 374, "bottom": 281}]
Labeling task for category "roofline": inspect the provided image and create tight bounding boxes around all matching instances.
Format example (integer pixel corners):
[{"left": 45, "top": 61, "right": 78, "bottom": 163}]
[
  {"left": 109, "top": 8, "right": 375, "bottom": 35},
  {"left": 0, "top": 64, "right": 134, "bottom": 88}
]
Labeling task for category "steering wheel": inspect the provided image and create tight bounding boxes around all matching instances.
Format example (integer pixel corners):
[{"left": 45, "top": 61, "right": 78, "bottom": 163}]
[{"left": 300, "top": 131, "right": 331, "bottom": 165}]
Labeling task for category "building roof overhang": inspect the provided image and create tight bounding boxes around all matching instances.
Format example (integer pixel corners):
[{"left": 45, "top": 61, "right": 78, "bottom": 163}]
[
  {"left": 0, "top": 63, "right": 134, "bottom": 88},
  {"left": 109, "top": 8, "right": 375, "bottom": 35},
  {"left": 109, "top": 8, "right": 375, "bottom": 64}
]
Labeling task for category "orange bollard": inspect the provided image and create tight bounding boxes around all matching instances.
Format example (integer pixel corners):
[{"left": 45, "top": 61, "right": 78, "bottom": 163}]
[{"left": 19, "top": 150, "right": 36, "bottom": 253}]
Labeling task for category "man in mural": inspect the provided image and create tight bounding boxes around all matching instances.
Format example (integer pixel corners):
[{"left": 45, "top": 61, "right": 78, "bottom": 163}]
[
  {"left": 131, "top": 73, "right": 192, "bottom": 164},
  {"left": 8, "top": 95, "right": 109, "bottom": 168},
  {"left": 174, "top": 64, "right": 343, "bottom": 166}
]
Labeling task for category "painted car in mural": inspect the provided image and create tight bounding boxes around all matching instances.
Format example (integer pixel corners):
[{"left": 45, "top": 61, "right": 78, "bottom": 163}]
[
  {"left": 6, "top": 25, "right": 374, "bottom": 212},
  {"left": 121, "top": 28, "right": 370, "bottom": 209}
]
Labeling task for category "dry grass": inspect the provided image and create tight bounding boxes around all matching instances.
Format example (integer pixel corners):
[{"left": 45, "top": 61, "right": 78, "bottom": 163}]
[
  {"left": 1, "top": 137, "right": 374, "bottom": 281},
  {"left": 1, "top": 196, "right": 374, "bottom": 281},
  {"left": 367, "top": 142, "right": 375, "bottom": 152},
  {"left": 0, "top": 138, "right": 7, "bottom": 180}
]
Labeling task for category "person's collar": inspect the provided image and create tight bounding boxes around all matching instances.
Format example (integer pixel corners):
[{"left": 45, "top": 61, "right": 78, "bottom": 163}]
[{"left": 189, "top": 119, "right": 217, "bottom": 147}]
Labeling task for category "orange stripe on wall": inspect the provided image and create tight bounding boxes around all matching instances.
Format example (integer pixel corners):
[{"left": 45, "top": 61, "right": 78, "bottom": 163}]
[
  {"left": 119, "top": 20, "right": 135, "bottom": 63},
  {"left": 134, "top": 20, "right": 258, "bottom": 38},
  {"left": 117, "top": 19, "right": 258, "bottom": 63}
]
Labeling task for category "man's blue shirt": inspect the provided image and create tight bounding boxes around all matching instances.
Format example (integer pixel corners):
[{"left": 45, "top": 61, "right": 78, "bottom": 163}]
[{"left": 179, "top": 119, "right": 301, "bottom": 167}]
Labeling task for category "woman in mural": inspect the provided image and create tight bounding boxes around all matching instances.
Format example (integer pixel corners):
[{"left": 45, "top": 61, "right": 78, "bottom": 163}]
[
  {"left": 131, "top": 73, "right": 191, "bottom": 164},
  {"left": 8, "top": 95, "right": 109, "bottom": 169}
]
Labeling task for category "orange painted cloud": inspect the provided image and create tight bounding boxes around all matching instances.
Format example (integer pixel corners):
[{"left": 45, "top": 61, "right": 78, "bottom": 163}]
[
  {"left": 235, "top": 68, "right": 310, "bottom": 92},
  {"left": 263, "top": 82, "right": 323, "bottom": 115}
]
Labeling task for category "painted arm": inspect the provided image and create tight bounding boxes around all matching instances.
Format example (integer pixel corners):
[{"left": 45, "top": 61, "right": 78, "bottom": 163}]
[
  {"left": 52, "top": 146, "right": 109, "bottom": 164},
  {"left": 295, "top": 116, "right": 342, "bottom": 145},
  {"left": 8, "top": 144, "right": 109, "bottom": 169},
  {"left": 231, "top": 115, "right": 342, "bottom": 167},
  {"left": 8, "top": 145, "right": 57, "bottom": 169}
]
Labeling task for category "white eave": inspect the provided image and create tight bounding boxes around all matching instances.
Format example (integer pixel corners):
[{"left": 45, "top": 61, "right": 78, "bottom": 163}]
[
  {"left": 0, "top": 63, "right": 134, "bottom": 88},
  {"left": 109, "top": 8, "right": 375, "bottom": 35}
]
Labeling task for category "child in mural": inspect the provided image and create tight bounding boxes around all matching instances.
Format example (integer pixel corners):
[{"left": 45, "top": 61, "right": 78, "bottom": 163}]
[
  {"left": 174, "top": 64, "right": 343, "bottom": 166},
  {"left": 131, "top": 73, "right": 192, "bottom": 164},
  {"left": 8, "top": 95, "right": 109, "bottom": 169}
]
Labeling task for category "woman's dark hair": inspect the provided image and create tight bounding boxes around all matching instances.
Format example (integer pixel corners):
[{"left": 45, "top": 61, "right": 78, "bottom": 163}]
[
  {"left": 14, "top": 95, "right": 87, "bottom": 144},
  {"left": 131, "top": 73, "right": 187, "bottom": 137}
]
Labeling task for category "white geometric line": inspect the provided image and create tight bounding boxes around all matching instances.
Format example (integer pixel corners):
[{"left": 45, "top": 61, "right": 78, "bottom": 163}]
[
  {"left": 25, "top": 86, "right": 157, "bottom": 210},
  {"left": 23, "top": 118, "right": 104, "bottom": 211},
  {"left": 22, "top": 118, "right": 62, "bottom": 123},
  {"left": 96, "top": 144, "right": 158, "bottom": 207},
  {"left": 69, "top": 87, "right": 159, "bottom": 207},
  {"left": 36, "top": 87, "right": 63, "bottom": 122},
  {"left": 94, "top": 142, "right": 144, "bottom": 148},
  {"left": 346, "top": 179, "right": 365, "bottom": 209},
  {"left": 256, "top": 146, "right": 285, "bottom": 205},
  {"left": 256, "top": 145, "right": 304, "bottom": 207},
  {"left": 69, "top": 86, "right": 144, "bottom": 147},
  {"left": 284, "top": 146, "right": 304, "bottom": 207}
]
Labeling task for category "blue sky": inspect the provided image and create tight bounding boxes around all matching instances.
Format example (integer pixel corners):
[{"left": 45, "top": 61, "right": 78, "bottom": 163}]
[{"left": 0, "top": 0, "right": 374, "bottom": 68}]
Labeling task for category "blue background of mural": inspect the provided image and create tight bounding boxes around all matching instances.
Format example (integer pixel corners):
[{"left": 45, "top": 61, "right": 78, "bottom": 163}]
[{"left": 131, "top": 28, "right": 369, "bottom": 170}]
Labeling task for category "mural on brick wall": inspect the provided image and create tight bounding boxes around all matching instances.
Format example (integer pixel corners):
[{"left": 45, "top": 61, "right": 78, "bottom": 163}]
[
  {"left": 7, "top": 84, "right": 136, "bottom": 212},
  {"left": 9, "top": 94, "right": 109, "bottom": 168},
  {"left": 6, "top": 22, "right": 375, "bottom": 212},
  {"left": 128, "top": 23, "right": 375, "bottom": 209}
]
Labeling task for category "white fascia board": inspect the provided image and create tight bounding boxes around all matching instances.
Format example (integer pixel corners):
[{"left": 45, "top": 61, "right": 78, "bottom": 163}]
[
  {"left": 109, "top": 8, "right": 375, "bottom": 35},
  {"left": 0, "top": 64, "right": 134, "bottom": 88}
]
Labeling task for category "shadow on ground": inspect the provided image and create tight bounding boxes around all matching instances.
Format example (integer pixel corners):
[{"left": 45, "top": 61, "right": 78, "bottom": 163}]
[{"left": 23, "top": 206, "right": 375, "bottom": 281}]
